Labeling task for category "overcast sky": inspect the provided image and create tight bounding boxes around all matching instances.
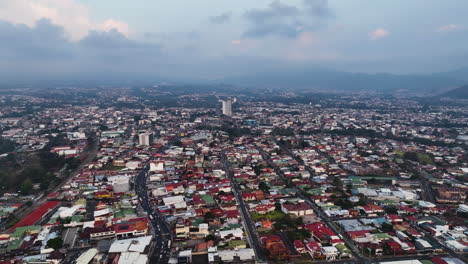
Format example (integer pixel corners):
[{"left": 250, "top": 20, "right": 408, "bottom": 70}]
[{"left": 1, "top": 0, "right": 467, "bottom": 81}]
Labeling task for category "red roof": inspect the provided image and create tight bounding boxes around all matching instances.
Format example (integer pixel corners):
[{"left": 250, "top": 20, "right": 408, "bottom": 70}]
[
  {"left": 47, "top": 192, "right": 60, "bottom": 198},
  {"left": 11, "top": 201, "right": 60, "bottom": 229},
  {"left": 431, "top": 257, "right": 448, "bottom": 264},
  {"left": 347, "top": 230, "right": 371, "bottom": 238},
  {"left": 293, "top": 240, "right": 305, "bottom": 249},
  {"left": 113, "top": 224, "right": 135, "bottom": 233},
  {"left": 210, "top": 208, "right": 224, "bottom": 217},
  {"left": 387, "top": 214, "right": 402, "bottom": 220},
  {"left": 283, "top": 202, "right": 311, "bottom": 212},
  {"left": 331, "top": 239, "right": 344, "bottom": 244},
  {"left": 386, "top": 241, "right": 401, "bottom": 248},
  {"left": 225, "top": 210, "right": 239, "bottom": 219},
  {"left": 306, "top": 241, "right": 321, "bottom": 252}
]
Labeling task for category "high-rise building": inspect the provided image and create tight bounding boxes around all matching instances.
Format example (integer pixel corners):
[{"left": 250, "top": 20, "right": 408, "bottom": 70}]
[
  {"left": 220, "top": 98, "right": 236, "bottom": 116},
  {"left": 138, "top": 133, "right": 153, "bottom": 146}
]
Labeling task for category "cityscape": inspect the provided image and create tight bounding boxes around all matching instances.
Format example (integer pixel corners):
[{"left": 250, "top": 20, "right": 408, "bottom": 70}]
[
  {"left": 0, "top": 1, "right": 468, "bottom": 264},
  {"left": 0, "top": 86, "right": 467, "bottom": 264}
]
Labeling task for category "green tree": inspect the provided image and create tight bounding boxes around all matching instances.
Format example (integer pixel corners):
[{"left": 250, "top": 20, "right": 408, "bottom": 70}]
[
  {"left": 20, "top": 178, "right": 33, "bottom": 194},
  {"left": 204, "top": 212, "right": 215, "bottom": 220},
  {"left": 381, "top": 223, "right": 394, "bottom": 233},
  {"left": 258, "top": 182, "right": 270, "bottom": 192},
  {"left": 275, "top": 202, "right": 282, "bottom": 211},
  {"left": 47, "top": 237, "right": 63, "bottom": 250},
  {"left": 295, "top": 217, "right": 304, "bottom": 226},
  {"left": 0, "top": 137, "right": 16, "bottom": 154},
  {"left": 205, "top": 234, "right": 216, "bottom": 242}
]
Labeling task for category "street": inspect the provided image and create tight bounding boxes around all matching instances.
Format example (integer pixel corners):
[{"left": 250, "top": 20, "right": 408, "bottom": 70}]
[
  {"left": 255, "top": 142, "right": 367, "bottom": 264},
  {"left": 221, "top": 152, "right": 268, "bottom": 262},
  {"left": 135, "top": 163, "right": 172, "bottom": 264}
]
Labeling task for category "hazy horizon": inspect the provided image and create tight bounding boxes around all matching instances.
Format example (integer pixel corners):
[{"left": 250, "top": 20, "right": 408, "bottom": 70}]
[{"left": 1, "top": 0, "right": 468, "bottom": 82}]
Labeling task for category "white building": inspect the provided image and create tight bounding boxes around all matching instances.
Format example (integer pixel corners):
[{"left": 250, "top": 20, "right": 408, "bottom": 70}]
[
  {"left": 321, "top": 246, "right": 339, "bottom": 260},
  {"left": 108, "top": 175, "right": 130, "bottom": 193},
  {"left": 162, "top": 195, "right": 185, "bottom": 206},
  {"left": 150, "top": 161, "right": 164, "bottom": 171},
  {"left": 138, "top": 133, "right": 153, "bottom": 146},
  {"left": 220, "top": 98, "right": 236, "bottom": 116},
  {"left": 219, "top": 228, "right": 244, "bottom": 240}
]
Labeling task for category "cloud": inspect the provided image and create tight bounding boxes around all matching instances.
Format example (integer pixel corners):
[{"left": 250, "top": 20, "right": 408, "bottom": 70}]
[
  {"left": 436, "top": 24, "right": 463, "bottom": 32},
  {"left": 0, "top": 0, "right": 129, "bottom": 40},
  {"left": 242, "top": 0, "right": 331, "bottom": 38},
  {"left": 0, "top": 19, "right": 160, "bottom": 71},
  {"left": 368, "top": 28, "right": 389, "bottom": 40},
  {"left": 209, "top": 12, "right": 232, "bottom": 24},
  {"left": 99, "top": 19, "right": 130, "bottom": 36},
  {"left": 302, "top": 0, "right": 332, "bottom": 17},
  {"left": 0, "top": 19, "right": 73, "bottom": 60}
]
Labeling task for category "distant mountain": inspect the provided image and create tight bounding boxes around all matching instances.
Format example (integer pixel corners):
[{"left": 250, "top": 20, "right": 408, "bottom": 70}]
[
  {"left": 440, "top": 84, "right": 468, "bottom": 99},
  {"left": 223, "top": 68, "right": 466, "bottom": 94},
  {"left": 436, "top": 67, "right": 468, "bottom": 82}
]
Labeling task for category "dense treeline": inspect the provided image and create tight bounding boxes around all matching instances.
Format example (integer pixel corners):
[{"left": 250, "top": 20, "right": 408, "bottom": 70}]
[
  {"left": 0, "top": 137, "right": 16, "bottom": 154},
  {"left": 0, "top": 134, "right": 81, "bottom": 194}
]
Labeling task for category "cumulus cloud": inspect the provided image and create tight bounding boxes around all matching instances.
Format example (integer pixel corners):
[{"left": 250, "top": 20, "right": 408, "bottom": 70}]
[
  {"left": 209, "top": 12, "right": 232, "bottom": 24},
  {"left": 242, "top": 0, "right": 331, "bottom": 38},
  {"left": 0, "top": 0, "right": 129, "bottom": 40},
  {"left": 0, "top": 19, "right": 73, "bottom": 60},
  {"left": 0, "top": 19, "right": 160, "bottom": 71},
  {"left": 368, "top": 28, "right": 389, "bottom": 40},
  {"left": 436, "top": 24, "right": 463, "bottom": 32}
]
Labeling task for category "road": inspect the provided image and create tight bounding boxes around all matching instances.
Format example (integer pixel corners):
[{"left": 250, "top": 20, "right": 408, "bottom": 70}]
[
  {"left": 419, "top": 171, "right": 436, "bottom": 203},
  {"left": 135, "top": 163, "right": 172, "bottom": 264},
  {"left": 255, "top": 143, "right": 368, "bottom": 264},
  {"left": 220, "top": 152, "right": 268, "bottom": 262}
]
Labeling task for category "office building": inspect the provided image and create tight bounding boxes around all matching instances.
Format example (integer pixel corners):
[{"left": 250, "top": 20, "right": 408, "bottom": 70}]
[
  {"left": 220, "top": 98, "right": 236, "bottom": 116},
  {"left": 138, "top": 133, "right": 153, "bottom": 146}
]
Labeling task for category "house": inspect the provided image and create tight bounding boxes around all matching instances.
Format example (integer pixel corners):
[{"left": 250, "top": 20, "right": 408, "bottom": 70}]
[
  {"left": 282, "top": 202, "right": 313, "bottom": 216},
  {"left": 385, "top": 240, "right": 404, "bottom": 255},
  {"left": 255, "top": 204, "right": 275, "bottom": 214},
  {"left": 242, "top": 193, "right": 256, "bottom": 201},
  {"left": 225, "top": 210, "right": 240, "bottom": 221},
  {"left": 321, "top": 246, "right": 339, "bottom": 260},
  {"left": 261, "top": 219, "right": 273, "bottom": 229},
  {"left": 263, "top": 236, "right": 289, "bottom": 260},
  {"left": 386, "top": 214, "right": 403, "bottom": 223},
  {"left": 89, "top": 227, "right": 116, "bottom": 240},
  {"left": 219, "top": 228, "right": 243, "bottom": 240},
  {"left": 294, "top": 240, "right": 307, "bottom": 254},
  {"left": 306, "top": 241, "right": 322, "bottom": 258}
]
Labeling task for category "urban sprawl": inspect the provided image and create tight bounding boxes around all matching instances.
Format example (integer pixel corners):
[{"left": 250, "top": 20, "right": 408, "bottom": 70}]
[{"left": 0, "top": 86, "right": 467, "bottom": 264}]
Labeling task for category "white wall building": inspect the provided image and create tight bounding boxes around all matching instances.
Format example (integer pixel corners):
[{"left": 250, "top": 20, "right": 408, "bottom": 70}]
[{"left": 138, "top": 133, "right": 153, "bottom": 146}]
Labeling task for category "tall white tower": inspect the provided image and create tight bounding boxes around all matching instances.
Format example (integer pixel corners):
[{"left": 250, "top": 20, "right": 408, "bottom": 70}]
[
  {"left": 220, "top": 98, "right": 236, "bottom": 116},
  {"left": 138, "top": 133, "right": 153, "bottom": 146}
]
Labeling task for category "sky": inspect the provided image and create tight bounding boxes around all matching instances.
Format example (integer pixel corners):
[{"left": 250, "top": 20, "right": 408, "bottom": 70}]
[{"left": 0, "top": 0, "right": 468, "bottom": 81}]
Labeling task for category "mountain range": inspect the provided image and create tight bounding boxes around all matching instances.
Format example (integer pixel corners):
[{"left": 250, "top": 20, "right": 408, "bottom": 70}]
[
  {"left": 222, "top": 67, "right": 468, "bottom": 96},
  {"left": 440, "top": 84, "right": 468, "bottom": 99}
]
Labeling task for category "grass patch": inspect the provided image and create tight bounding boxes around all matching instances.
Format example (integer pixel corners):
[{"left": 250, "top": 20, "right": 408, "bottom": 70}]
[
  {"left": 101, "top": 163, "right": 125, "bottom": 171},
  {"left": 395, "top": 151, "right": 434, "bottom": 165},
  {"left": 251, "top": 210, "right": 287, "bottom": 222}
]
